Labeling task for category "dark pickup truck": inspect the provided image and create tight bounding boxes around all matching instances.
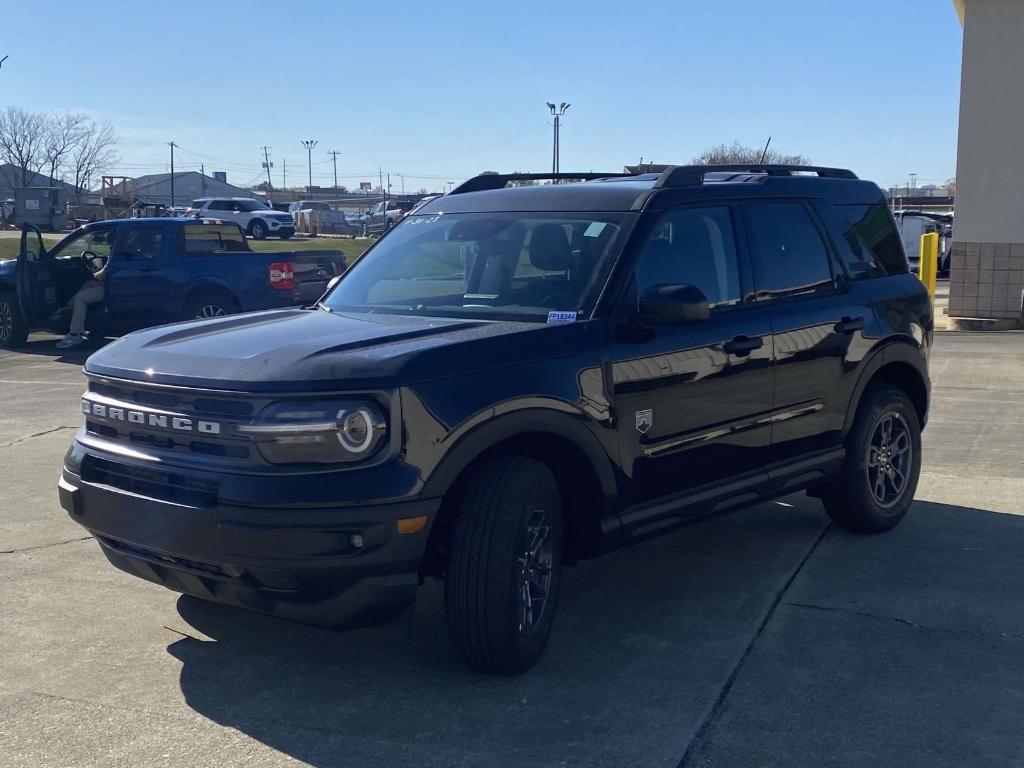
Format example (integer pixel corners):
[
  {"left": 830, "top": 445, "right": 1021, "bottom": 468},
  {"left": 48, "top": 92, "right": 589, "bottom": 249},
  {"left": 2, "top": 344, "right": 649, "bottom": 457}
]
[{"left": 0, "top": 218, "right": 347, "bottom": 348}]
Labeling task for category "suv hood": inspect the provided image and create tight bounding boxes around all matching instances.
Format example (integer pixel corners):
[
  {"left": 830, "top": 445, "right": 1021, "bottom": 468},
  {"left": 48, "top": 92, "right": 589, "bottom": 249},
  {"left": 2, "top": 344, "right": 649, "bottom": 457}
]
[{"left": 84, "top": 308, "right": 584, "bottom": 392}]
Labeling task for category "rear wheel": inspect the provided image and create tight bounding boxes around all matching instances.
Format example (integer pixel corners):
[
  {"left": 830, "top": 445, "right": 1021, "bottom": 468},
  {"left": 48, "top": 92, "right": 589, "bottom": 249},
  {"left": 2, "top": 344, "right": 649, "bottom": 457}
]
[
  {"left": 444, "top": 456, "right": 563, "bottom": 675},
  {"left": 182, "top": 291, "right": 240, "bottom": 322},
  {"left": 821, "top": 384, "right": 921, "bottom": 533},
  {"left": 249, "top": 220, "right": 268, "bottom": 240},
  {"left": 0, "top": 291, "right": 29, "bottom": 348}
]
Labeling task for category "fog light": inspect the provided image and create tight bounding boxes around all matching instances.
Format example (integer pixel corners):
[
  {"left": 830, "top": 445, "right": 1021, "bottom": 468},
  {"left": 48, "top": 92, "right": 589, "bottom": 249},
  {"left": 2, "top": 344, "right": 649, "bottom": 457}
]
[
  {"left": 350, "top": 533, "right": 364, "bottom": 549},
  {"left": 396, "top": 515, "right": 428, "bottom": 535}
]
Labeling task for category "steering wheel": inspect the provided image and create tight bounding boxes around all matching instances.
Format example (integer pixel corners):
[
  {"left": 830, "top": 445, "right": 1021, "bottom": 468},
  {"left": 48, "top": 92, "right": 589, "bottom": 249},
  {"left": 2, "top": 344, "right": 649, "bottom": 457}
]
[{"left": 80, "top": 250, "right": 108, "bottom": 273}]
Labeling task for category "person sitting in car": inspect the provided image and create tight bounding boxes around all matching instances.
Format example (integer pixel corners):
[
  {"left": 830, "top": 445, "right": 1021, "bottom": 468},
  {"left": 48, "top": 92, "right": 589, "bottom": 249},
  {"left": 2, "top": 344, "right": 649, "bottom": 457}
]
[{"left": 55, "top": 255, "right": 107, "bottom": 349}]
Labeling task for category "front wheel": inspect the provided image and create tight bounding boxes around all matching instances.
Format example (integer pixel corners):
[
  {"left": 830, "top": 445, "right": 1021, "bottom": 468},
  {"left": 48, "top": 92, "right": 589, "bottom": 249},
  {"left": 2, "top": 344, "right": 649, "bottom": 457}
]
[
  {"left": 0, "top": 291, "right": 29, "bottom": 348},
  {"left": 445, "top": 457, "right": 563, "bottom": 675},
  {"left": 821, "top": 384, "right": 922, "bottom": 533},
  {"left": 249, "top": 220, "right": 268, "bottom": 240}
]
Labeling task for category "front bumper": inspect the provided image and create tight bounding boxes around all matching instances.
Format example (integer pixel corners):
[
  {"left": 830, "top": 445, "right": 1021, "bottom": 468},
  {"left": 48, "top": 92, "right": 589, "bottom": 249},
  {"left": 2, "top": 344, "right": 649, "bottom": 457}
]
[{"left": 59, "top": 463, "right": 439, "bottom": 627}]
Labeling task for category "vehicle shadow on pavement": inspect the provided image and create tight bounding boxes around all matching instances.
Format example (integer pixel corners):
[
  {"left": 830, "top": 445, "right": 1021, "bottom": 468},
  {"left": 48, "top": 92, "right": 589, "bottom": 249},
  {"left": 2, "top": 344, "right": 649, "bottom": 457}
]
[
  {"left": 4, "top": 336, "right": 110, "bottom": 364},
  {"left": 166, "top": 498, "right": 1024, "bottom": 768}
]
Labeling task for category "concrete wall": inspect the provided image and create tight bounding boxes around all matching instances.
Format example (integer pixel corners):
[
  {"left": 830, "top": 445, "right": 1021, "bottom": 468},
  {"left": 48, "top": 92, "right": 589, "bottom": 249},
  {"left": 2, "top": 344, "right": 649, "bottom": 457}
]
[{"left": 949, "top": 0, "right": 1024, "bottom": 321}]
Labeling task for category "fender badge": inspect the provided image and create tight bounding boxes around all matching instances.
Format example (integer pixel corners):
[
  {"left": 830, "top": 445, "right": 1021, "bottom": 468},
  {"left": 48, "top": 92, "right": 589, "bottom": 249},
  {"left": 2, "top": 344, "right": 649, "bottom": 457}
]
[{"left": 635, "top": 409, "right": 653, "bottom": 434}]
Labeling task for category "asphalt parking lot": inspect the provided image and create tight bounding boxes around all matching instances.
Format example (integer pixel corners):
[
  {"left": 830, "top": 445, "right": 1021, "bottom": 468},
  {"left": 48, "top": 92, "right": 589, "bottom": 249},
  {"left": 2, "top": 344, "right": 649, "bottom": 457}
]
[{"left": 2, "top": 330, "right": 1024, "bottom": 768}]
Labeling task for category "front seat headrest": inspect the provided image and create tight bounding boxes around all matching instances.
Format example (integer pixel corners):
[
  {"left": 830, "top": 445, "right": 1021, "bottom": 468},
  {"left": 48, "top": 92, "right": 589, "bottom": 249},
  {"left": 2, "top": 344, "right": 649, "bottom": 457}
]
[{"left": 528, "top": 223, "right": 572, "bottom": 271}]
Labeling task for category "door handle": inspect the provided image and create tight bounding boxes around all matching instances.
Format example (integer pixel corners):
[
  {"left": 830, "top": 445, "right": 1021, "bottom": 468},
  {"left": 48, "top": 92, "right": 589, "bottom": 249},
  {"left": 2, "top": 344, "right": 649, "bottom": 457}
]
[
  {"left": 834, "top": 316, "right": 865, "bottom": 335},
  {"left": 723, "top": 335, "right": 763, "bottom": 356}
]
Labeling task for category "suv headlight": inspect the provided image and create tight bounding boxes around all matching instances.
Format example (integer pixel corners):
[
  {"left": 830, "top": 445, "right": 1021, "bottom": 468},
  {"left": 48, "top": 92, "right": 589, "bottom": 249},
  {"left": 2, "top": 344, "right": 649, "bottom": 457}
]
[{"left": 238, "top": 400, "right": 387, "bottom": 464}]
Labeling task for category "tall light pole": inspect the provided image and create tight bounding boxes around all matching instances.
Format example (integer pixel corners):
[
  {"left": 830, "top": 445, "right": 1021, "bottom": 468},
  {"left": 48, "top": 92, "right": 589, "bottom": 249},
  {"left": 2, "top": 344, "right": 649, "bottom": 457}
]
[
  {"left": 168, "top": 141, "right": 176, "bottom": 208},
  {"left": 301, "top": 139, "right": 318, "bottom": 192},
  {"left": 397, "top": 173, "right": 405, "bottom": 195},
  {"left": 546, "top": 102, "right": 570, "bottom": 176},
  {"left": 261, "top": 146, "right": 273, "bottom": 203},
  {"left": 328, "top": 150, "right": 339, "bottom": 190}
]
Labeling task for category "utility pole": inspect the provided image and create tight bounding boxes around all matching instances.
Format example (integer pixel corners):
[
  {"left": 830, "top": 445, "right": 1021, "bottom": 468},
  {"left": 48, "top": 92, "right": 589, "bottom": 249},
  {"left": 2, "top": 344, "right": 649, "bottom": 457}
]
[
  {"left": 168, "top": 141, "right": 176, "bottom": 209},
  {"left": 909, "top": 172, "right": 917, "bottom": 194},
  {"left": 446, "top": 181, "right": 454, "bottom": 193},
  {"left": 301, "top": 139, "right": 318, "bottom": 193},
  {"left": 200, "top": 163, "right": 206, "bottom": 196},
  {"left": 545, "top": 102, "right": 570, "bottom": 176},
  {"left": 261, "top": 146, "right": 274, "bottom": 202},
  {"left": 282, "top": 158, "right": 286, "bottom": 191},
  {"left": 328, "top": 150, "right": 340, "bottom": 190},
  {"left": 397, "top": 173, "right": 405, "bottom": 195}
]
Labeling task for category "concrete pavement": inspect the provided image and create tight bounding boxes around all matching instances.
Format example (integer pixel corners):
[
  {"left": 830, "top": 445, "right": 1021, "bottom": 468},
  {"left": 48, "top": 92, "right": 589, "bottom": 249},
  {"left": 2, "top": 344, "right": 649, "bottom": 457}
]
[{"left": 1, "top": 331, "right": 1023, "bottom": 767}]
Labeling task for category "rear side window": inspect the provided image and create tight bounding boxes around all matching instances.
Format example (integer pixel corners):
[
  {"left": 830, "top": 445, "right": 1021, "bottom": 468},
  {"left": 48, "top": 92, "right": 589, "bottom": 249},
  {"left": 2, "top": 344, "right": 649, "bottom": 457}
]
[
  {"left": 744, "top": 202, "right": 834, "bottom": 299},
  {"left": 182, "top": 224, "right": 247, "bottom": 253},
  {"left": 836, "top": 204, "right": 907, "bottom": 277},
  {"left": 633, "top": 206, "right": 741, "bottom": 308}
]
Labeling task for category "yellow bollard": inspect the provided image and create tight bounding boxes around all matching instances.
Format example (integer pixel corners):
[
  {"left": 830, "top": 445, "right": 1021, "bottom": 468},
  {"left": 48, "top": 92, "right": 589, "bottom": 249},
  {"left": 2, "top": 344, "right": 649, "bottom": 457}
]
[{"left": 918, "top": 232, "right": 938, "bottom": 300}]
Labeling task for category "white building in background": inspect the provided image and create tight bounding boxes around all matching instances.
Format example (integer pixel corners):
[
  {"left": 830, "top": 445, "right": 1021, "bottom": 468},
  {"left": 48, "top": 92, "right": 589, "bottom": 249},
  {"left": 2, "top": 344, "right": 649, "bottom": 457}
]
[
  {"left": 948, "top": 0, "right": 1024, "bottom": 324},
  {"left": 107, "top": 171, "right": 257, "bottom": 207}
]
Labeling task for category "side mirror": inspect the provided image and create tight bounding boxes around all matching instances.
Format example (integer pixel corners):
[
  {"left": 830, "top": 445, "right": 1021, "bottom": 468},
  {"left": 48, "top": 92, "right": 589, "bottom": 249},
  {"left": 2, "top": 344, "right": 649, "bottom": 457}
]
[
  {"left": 326, "top": 275, "right": 342, "bottom": 292},
  {"left": 638, "top": 284, "right": 710, "bottom": 324}
]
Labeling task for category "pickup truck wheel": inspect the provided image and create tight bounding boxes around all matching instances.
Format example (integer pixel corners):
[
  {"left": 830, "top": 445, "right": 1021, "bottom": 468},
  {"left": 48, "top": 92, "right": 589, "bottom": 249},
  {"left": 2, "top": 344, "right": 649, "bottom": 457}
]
[
  {"left": 183, "top": 292, "right": 240, "bottom": 321},
  {"left": 249, "top": 220, "right": 268, "bottom": 240},
  {"left": 0, "top": 291, "right": 29, "bottom": 348},
  {"left": 444, "top": 456, "right": 563, "bottom": 675},
  {"left": 821, "top": 384, "right": 921, "bottom": 533}
]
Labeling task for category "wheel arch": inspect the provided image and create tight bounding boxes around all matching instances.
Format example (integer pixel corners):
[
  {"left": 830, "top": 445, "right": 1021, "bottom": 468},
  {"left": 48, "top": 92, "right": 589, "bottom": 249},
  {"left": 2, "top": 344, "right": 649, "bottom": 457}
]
[
  {"left": 181, "top": 280, "right": 241, "bottom": 313},
  {"left": 843, "top": 341, "right": 930, "bottom": 435},
  {"left": 419, "top": 410, "right": 619, "bottom": 577}
]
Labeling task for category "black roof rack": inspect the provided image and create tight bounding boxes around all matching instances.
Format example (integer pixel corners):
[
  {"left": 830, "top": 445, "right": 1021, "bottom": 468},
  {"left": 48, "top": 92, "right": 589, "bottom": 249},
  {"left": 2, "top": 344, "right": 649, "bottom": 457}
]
[
  {"left": 653, "top": 164, "right": 858, "bottom": 189},
  {"left": 450, "top": 172, "right": 630, "bottom": 195}
]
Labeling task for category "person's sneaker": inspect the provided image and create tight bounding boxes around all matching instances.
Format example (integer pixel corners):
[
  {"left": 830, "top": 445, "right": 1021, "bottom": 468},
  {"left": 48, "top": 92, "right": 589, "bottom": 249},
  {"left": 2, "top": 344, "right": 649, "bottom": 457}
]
[{"left": 56, "top": 333, "right": 85, "bottom": 349}]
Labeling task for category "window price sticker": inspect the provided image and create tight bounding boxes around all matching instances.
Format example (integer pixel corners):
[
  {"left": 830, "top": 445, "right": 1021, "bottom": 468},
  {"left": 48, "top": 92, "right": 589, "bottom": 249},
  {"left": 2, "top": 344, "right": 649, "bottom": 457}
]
[{"left": 546, "top": 311, "right": 577, "bottom": 325}]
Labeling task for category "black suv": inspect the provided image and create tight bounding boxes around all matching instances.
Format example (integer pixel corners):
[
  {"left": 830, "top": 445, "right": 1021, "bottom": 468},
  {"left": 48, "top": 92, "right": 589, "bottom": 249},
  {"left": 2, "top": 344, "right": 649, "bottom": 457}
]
[{"left": 61, "top": 165, "right": 930, "bottom": 674}]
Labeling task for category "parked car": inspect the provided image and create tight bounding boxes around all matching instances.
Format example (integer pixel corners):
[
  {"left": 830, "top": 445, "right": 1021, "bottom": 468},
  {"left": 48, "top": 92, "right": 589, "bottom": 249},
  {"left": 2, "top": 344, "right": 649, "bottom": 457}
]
[
  {"left": 362, "top": 199, "right": 414, "bottom": 235},
  {"left": 0, "top": 218, "right": 346, "bottom": 348},
  {"left": 894, "top": 210, "right": 953, "bottom": 276},
  {"left": 287, "top": 200, "right": 360, "bottom": 235},
  {"left": 188, "top": 197, "right": 295, "bottom": 240},
  {"left": 57, "top": 165, "right": 930, "bottom": 674}
]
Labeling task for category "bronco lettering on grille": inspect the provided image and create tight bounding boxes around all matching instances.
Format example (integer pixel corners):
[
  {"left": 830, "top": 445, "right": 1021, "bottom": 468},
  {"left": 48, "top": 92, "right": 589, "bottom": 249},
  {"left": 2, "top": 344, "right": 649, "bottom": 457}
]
[{"left": 83, "top": 400, "right": 222, "bottom": 435}]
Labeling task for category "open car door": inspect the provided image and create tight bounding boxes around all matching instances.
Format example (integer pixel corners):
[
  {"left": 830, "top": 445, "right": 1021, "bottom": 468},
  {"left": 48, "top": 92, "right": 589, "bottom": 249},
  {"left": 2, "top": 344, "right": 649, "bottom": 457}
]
[{"left": 16, "top": 223, "right": 57, "bottom": 323}]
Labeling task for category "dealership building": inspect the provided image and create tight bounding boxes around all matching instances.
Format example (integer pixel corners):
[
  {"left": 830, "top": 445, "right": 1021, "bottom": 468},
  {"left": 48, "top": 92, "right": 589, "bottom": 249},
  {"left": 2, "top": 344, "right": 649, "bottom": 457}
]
[{"left": 948, "top": 0, "right": 1024, "bottom": 325}]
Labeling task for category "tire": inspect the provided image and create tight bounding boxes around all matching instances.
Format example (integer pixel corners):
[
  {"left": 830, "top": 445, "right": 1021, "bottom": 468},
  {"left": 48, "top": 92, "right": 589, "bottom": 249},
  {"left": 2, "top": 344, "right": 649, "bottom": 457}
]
[
  {"left": 445, "top": 456, "right": 563, "bottom": 675},
  {"left": 182, "top": 291, "right": 240, "bottom": 322},
  {"left": 0, "top": 290, "right": 29, "bottom": 348},
  {"left": 821, "top": 384, "right": 922, "bottom": 533},
  {"left": 249, "top": 220, "right": 268, "bottom": 240}
]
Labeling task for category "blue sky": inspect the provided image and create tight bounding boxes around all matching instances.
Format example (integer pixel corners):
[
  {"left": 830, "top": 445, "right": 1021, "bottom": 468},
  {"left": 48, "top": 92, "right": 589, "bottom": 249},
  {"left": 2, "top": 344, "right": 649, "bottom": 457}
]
[{"left": 2, "top": 0, "right": 963, "bottom": 193}]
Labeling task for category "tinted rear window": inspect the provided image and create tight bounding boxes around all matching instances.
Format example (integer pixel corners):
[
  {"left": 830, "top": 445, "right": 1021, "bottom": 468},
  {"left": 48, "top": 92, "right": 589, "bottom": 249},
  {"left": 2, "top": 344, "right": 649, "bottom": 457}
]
[
  {"left": 836, "top": 204, "right": 907, "bottom": 277},
  {"left": 182, "top": 224, "right": 247, "bottom": 253}
]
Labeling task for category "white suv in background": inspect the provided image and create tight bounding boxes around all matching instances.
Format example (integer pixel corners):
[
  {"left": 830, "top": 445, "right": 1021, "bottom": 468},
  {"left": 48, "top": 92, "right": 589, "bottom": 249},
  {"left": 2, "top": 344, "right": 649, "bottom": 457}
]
[{"left": 188, "top": 198, "right": 296, "bottom": 240}]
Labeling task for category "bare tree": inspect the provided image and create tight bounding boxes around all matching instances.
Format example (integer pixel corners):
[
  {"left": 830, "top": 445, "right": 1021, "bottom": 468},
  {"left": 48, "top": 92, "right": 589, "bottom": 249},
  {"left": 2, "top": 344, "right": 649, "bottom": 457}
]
[
  {"left": 70, "top": 121, "right": 117, "bottom": 192},
  {"left": 45, "top": 111, "right": 88, "bottom": 184},
  {"left": 0, "top": 106, "right": 48, "bottom": 186},
  {"left": 692, "top": 141, "right": 811, "bottom": 166}
]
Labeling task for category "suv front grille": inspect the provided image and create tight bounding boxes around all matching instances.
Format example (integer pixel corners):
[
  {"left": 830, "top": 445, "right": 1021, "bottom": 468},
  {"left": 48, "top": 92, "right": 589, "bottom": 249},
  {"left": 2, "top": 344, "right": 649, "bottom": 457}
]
[
  {"left": 82, "top": 456, "right": 219, "bottom": 508},
  {"left": 83, "top": 379, "right": 259, "bottom": 461}
]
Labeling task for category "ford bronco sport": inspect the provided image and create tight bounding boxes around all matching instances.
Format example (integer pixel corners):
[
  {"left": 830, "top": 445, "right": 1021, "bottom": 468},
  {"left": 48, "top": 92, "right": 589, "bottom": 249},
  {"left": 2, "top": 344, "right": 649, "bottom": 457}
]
[{"left": 60, "top": 165, "right": 930, "bottom": 674}]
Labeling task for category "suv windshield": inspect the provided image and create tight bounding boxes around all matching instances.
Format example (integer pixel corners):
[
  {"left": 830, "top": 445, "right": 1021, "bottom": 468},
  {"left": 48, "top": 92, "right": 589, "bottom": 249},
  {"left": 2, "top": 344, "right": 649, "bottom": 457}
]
[{"left": 324, "top": 211, "right": 633, "bottom": 321}]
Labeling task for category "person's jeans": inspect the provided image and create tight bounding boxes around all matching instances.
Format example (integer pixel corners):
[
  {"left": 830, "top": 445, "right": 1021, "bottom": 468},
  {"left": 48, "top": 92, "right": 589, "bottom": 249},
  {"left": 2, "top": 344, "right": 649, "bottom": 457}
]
[{"left": 69, "top": 280, "right": 104, "bottom": 335}]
